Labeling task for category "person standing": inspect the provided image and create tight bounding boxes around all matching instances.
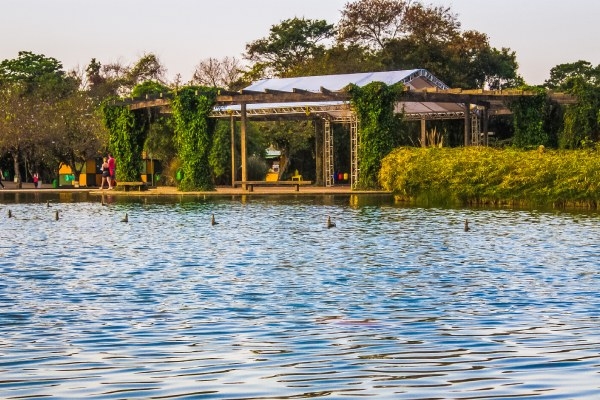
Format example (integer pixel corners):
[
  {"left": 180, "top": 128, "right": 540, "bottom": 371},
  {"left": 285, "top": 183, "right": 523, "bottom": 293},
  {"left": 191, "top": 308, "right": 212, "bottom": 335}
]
[
  {"left": 33, "top": 172, "right": 39, "bottom": 189},
  {"left": 107, "top": 153, "right": 116, "bottom": 189},
  {"left": 100, "top": 157, "right": 110, "bottom": 189},
  {"left": 0, "top": 168, "right": 4, "bottom": 189}
]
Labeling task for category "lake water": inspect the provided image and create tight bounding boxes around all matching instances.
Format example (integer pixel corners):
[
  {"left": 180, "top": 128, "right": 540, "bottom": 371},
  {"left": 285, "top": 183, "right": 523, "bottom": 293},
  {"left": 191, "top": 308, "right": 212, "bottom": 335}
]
[{"left": 1, "top": 192, "right": 599, "bottom": 399}]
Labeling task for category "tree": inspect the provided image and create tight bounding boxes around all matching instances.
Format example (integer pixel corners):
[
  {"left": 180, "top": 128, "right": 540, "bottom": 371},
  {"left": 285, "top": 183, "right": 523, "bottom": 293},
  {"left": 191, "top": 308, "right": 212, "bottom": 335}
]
[
  {"left": 338, "top": 1, "right": 521, "bottom": 89},
  {"left": 192, "top": 56, "right": 243, "bottom": 90},
  {"left": 544, "top": 61, "right": 600, "bottom": 149},
  {"left": 253, "top": 120, "right": 315, "bottom": 180},
  {"left": 545, "top": 60, "right": 600, "bottom": 91},
  {"left": 44, "top": 92, "right": 108, "bottom": 183},
  {"left": 338, "top": 0, "right": 409, "bottom": 50},
  {"left": 462, "top": 45, "right": 522, "bottom": 90},
  {"left": 245, "top": 17, "right": 335, "bottom": 77},
  {"left": 287, "top": 43, "right": 382, "bottom": 77},
  {"left": 0, "top": 51, "right": 80, "bottom": 186},
  {"left": 0, "top": 83, "right": 40, "bottom": 186},
  {"left": 0, "top": 51, "right": 69, "bottom": 92},
  {"left": 89, "top": 53, "right": 168, "bottom": 98},
  {"left": 127, "top": 53, "right": 166, "bottom": 86},
  {"left": 402, "top": 3, "right": 460, "bottom": 45}
]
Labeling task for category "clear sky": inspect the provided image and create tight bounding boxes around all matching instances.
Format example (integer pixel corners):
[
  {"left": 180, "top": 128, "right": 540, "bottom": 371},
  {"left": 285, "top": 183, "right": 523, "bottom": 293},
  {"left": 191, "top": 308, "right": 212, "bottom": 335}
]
[{"left": 1, "top": 0, "right": 598, "bottom": 86}]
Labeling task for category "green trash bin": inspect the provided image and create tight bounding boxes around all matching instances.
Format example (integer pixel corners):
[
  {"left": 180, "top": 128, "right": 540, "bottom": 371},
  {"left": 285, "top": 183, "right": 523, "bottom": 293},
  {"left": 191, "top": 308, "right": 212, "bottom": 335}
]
[{"left": 52, "top": 179, "right": 58, "bottom": 189}]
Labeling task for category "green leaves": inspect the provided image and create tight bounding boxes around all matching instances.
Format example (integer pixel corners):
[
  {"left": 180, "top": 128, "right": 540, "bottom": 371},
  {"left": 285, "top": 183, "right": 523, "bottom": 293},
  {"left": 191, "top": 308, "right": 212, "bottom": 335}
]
[
  {"left": 101, "top": 102, "right": 147, "bottom": 181},
  {"left": 380, "top": 147, "right": 600, "bottom": 208},
  {"left": 349, "top": 81, "right": 404, "bottom": 189},
  {"left": 245, "top": 17, "right": 334, "bottom": 77},
  {"left": 508, "top": 87, "right": 554, "bottom": 148},
  {"left": 172, "top": 87, "right": 217, "bottom": 191}
]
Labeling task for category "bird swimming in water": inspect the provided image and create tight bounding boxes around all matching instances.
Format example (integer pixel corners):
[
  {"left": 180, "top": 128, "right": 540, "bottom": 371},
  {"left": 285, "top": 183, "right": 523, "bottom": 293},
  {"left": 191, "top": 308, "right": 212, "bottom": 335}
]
[
  {"left": 211, "top": 214, "right": 218, "bottom": 226},
  {"left": 464, "top": 219, "right": 470, "bottom": 232},
  {"left": 46, "top": 200, "right": 51, "bottom": 208},
  {"left": 121, "top": 213, "right": 128, "bottom": 223},
  {"left": 326, "top": 215, "right": 336, "bottom": 228}
]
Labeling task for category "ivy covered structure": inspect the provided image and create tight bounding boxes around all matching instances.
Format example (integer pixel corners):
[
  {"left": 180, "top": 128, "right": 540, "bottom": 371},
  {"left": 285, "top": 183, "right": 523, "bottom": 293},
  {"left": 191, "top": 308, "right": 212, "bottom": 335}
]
[{"left": 120, "top": 69, "right": 575, "bottom": 191}]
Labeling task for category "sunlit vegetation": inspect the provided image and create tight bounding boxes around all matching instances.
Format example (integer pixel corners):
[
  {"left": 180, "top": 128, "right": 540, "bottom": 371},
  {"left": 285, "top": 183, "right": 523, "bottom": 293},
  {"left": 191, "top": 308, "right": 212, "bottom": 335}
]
[
  {"left": 1, "top": 0, "right": 600, "bottom": 195},
  {"left": 380, "top": 146, "right": 600, "bottom": 208}
]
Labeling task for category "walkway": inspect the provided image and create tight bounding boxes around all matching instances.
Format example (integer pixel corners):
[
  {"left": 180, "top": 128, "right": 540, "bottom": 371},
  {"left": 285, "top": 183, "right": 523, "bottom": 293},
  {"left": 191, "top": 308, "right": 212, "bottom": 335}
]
[{"left": 0, "top": 182, "right": 392, "bottom": 197}]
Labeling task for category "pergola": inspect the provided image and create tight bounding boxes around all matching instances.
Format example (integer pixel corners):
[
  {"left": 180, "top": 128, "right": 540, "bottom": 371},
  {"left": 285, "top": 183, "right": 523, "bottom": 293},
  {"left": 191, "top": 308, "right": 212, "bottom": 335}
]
[{"left": 129, "top": 69, "right": 576, "bottom": 189}]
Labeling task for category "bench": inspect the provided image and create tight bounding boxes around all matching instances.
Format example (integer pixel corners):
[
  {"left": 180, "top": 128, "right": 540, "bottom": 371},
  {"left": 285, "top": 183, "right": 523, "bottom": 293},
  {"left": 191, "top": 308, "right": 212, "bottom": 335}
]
[
  {"left": 234, "top": 180, "right": 312, "bottom": 192},
  {"left": 114, "top": 181, "right": 148, "bottom": 192}
]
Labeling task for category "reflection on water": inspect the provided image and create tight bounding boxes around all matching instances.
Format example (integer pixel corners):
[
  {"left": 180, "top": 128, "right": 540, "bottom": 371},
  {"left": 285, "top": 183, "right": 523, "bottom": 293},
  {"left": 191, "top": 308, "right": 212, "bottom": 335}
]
[{"left": 1, "top": 194, "right": 599, "bottom": 399}]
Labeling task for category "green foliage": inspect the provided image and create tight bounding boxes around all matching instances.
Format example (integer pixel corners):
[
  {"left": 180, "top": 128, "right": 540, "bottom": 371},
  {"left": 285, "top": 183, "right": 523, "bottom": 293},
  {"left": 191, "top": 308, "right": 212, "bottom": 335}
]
[
  {"left": 144, "top": 115, "right": 176, "bottom": 163},
  {"left": 245, "top": 17, "right": 335, "bottom": 77},
  {"left": 247, "top": 155, "right": 269, "bottom": 180},
  {"left": 101, "top": 101, "right": 148, "bottom": 181},
  {"left": 0, "top": 51, "right": 78, "bottom": 98},
  {"left": 545, "top": 60, "right": 600, "bottom": 90},
  {"left": 171, "top": 86, "right": 217, "bottom": 191},
  {"left": 559, "top": 77, "right": 600, "bottom": 149},
  {"left": 209, "top": 120, "right": 232, "bottom": 184},
  {"left": 380, "top": 147, "right": 600, "bottom": 208},
  {"left": 349, "top": 81, "right": 404, "bottom": 189},
  {"left": 131, "top": 80, "right": 170, "bottom": 98},
  {"left": 507, "top": 87, "right": 555, "bottom": 148}
]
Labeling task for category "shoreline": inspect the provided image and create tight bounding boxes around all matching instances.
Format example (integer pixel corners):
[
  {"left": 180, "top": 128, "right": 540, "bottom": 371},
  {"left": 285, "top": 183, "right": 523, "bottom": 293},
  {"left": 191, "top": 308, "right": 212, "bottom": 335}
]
[{"left": 0, "top": 182, "right": 392, "bottom": 197}]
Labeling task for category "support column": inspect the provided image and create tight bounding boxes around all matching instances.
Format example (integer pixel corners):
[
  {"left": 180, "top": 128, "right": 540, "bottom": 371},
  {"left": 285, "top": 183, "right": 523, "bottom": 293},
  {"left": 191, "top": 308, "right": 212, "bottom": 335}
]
[
  {"left": 482, "top": 106, "right": 489, "bottom": 146},
  {"left": 315, "top": 119, "right": 324, "bottom": 186},
  {"left": 324, "top": 119, "right": 333, "bottom": 187},
  {"left": 240, "top": 103, "right": 247, "bottom": 190},
  {"left": 350, "top": 116, "right": 358, "bottom": 189},
  {"left": 420, "top": 118, "right": 426, "bottom": 147},
  {"left": 464, "top": 103, "right": 471, "bottom": 147},
  {"left": 230, "top": 114, "right": 236, "bottom": 187}
]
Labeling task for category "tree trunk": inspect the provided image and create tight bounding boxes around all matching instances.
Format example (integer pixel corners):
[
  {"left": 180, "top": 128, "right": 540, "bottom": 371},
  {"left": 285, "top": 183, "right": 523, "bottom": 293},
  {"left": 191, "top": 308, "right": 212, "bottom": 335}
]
[
  {"left": 12, "top": 152, "right": 21, "bottom": 189},
  {"left": 278, "top": 151, "right": 291, "bottom": 180}
]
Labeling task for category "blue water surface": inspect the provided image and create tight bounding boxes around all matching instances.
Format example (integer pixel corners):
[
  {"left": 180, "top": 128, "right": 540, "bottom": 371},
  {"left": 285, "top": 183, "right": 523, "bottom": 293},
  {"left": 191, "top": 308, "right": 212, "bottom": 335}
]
[{"left": 0, "top": 193, "right": 599, "bottom": 399}]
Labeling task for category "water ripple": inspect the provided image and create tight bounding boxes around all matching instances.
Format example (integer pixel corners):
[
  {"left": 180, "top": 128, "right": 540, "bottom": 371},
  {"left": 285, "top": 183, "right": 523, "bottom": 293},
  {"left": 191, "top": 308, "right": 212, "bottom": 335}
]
[{"left": 0, "top": 196, "right": 599, "bottom": 398}]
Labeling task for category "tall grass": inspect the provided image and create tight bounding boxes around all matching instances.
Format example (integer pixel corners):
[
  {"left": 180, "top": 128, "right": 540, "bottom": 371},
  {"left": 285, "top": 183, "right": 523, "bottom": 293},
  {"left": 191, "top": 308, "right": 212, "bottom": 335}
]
[{"left": 379, "top": 147, "right": 600, "bottom": 208}]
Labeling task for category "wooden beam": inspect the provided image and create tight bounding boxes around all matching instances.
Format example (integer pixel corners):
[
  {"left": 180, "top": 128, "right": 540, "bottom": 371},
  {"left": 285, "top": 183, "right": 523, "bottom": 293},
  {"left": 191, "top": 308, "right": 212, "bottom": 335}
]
[
  {"left": 420, "top": 118, "right": 426, "bottom": 147},
  {"left": 230, "top": 114, "right": 236, "bottom": 187},
  {"left": 464, "top": 103, "right": 471, "bottom": 147},
  {"left": 240, "top": 103, "right": 247, "bottom": 190}
]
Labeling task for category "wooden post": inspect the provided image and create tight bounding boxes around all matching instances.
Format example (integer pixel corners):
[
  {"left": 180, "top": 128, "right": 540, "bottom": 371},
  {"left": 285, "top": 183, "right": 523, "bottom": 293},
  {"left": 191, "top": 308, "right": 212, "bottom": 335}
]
[
  {"left": 420, "top": 118, "right": 426, "bottom": 147},
  {"left": 240, "top": 103, "right": 248, "bottom": 190},
  {"left": 230, "top": 114, "right": 235, "bottom": 187},
  {"left": 315, "top": 119, "right": 323, "bottom": 186},
  {"left": 464, "top": 103, "right": 471, "bottom": 147}
]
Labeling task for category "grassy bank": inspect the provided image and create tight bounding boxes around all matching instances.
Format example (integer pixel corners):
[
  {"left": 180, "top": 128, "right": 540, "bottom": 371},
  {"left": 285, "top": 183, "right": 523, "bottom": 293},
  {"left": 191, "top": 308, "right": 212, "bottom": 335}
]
[{"left": 379, "top": 147, "right": 600, "bottom": 208}]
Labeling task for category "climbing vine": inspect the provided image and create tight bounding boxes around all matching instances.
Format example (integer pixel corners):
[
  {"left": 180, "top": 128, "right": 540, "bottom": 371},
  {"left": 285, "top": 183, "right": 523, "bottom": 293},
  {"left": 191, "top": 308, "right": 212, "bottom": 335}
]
[
  {"left": 349, "top": 82, "right": 404, "bottom": 189},
  {"left": 101, "top": 100, "right": 148, "bottom": 181},
  {"left": 560, "top": 77, "right": 600, "bottom": 149},
  {"left": 508, "top": 86, "right": 554, "bottom": 149},
  {"left": 171, "top": 86, "right": 217, "bottom": 191}
]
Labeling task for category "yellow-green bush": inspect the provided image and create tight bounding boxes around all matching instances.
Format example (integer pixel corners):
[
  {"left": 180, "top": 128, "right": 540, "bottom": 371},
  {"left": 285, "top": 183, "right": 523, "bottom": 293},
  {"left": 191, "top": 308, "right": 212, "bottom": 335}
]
[{"left": 379, "top": 147, "right": 600, "bottom": 208}]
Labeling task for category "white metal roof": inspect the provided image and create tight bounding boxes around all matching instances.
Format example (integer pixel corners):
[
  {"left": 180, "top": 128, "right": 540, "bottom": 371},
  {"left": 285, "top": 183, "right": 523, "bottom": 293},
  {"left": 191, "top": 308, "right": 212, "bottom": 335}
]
[
  {"left": 213, "top": 69, "right": 463, "bottom": 120},
  {"left": 244, "top": 69, "right": 449, "bottom": 93}
]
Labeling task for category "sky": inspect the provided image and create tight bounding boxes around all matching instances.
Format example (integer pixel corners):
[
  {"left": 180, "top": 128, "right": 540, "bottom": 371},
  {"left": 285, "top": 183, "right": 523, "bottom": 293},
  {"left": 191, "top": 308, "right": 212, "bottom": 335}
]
[{"left": 1, "top": 0, "right": 599, "bottom": 86}]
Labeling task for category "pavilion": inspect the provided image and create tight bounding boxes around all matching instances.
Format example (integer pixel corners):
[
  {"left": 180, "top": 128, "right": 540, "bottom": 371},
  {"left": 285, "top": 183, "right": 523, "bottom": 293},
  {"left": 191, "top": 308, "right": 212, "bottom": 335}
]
[{"left": 130, "top": 69, "right": 575, "bottom": 189}]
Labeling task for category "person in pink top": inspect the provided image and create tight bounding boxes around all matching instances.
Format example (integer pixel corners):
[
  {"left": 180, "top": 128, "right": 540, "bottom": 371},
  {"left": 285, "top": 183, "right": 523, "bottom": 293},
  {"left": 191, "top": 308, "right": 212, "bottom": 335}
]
[{"left": 107, "top": 153, "right": 116, "bottom": 189}]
